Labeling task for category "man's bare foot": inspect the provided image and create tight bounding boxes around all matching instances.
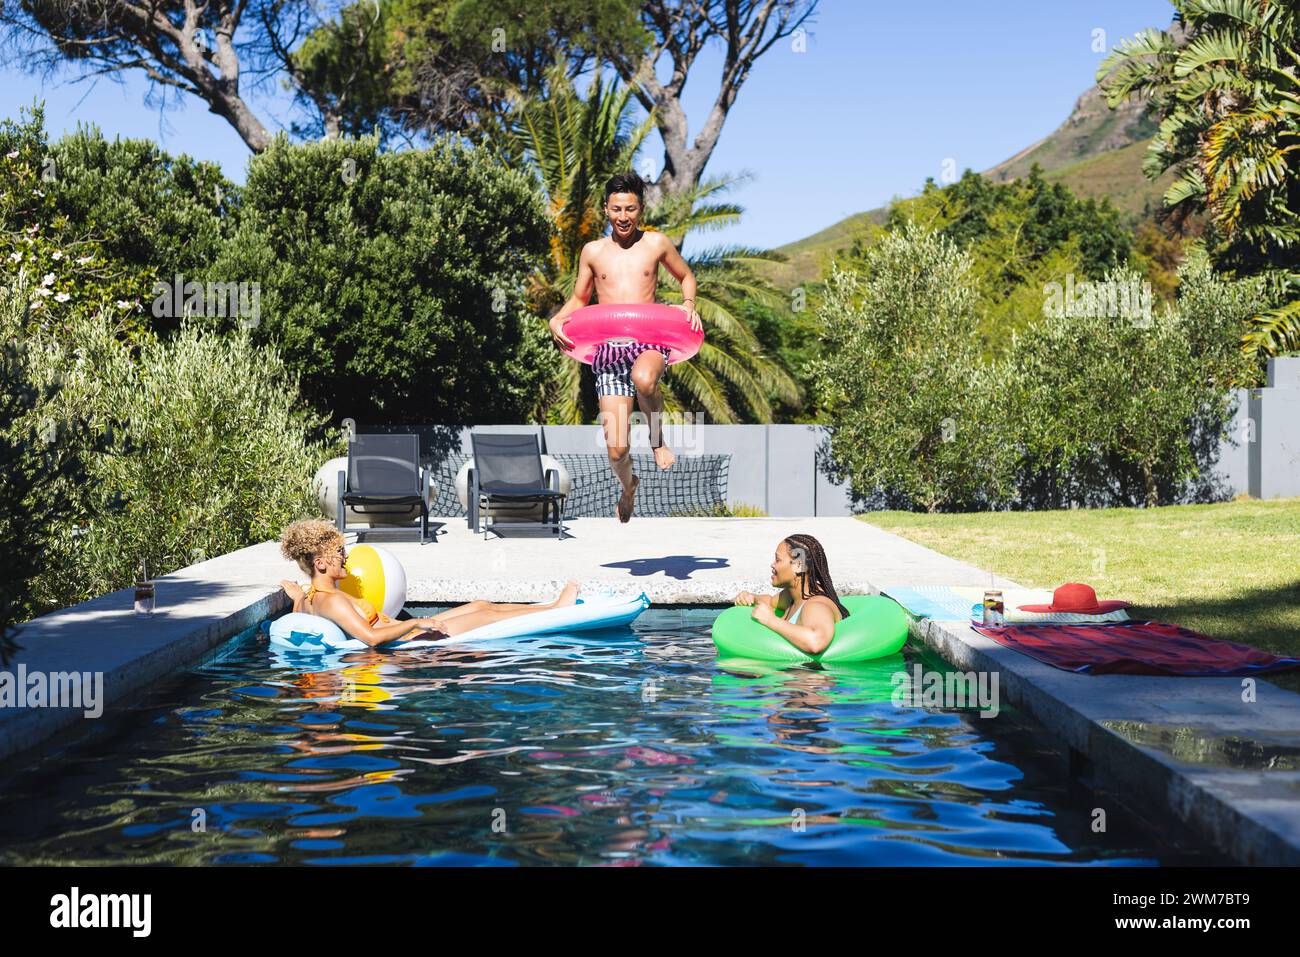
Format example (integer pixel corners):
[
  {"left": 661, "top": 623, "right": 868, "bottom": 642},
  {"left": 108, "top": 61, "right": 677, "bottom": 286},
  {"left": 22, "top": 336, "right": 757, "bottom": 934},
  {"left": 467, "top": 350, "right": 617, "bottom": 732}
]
[
  {"left": 617, "top": 474, "right": 640, "bottom": 523},
  {"left": 554, "top": 580, "right": 581, "bottom": 607},
  {"left": 652, "top": 445, "right": 675, "bottom": 470}
]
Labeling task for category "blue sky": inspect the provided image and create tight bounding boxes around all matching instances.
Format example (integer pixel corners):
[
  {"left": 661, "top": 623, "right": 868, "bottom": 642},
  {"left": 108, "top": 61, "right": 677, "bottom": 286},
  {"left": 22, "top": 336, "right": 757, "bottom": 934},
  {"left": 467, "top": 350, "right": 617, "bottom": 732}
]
[{"left": 1, "top": 1, "right": 1175, "bottom": 250}]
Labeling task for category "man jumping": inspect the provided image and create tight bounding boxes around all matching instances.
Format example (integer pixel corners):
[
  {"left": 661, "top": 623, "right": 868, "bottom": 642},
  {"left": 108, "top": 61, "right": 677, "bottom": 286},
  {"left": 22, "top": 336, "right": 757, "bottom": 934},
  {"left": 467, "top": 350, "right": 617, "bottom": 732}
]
[{"left": 548, "top": 170, "right": 701, "bottom": 523}]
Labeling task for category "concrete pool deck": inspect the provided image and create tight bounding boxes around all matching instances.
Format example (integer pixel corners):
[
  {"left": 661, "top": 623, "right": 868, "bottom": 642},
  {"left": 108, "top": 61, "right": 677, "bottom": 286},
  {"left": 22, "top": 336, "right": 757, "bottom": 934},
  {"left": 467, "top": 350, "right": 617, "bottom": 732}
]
[{"left": 2, "top": 515, "right": 1298, "bottom": 864}]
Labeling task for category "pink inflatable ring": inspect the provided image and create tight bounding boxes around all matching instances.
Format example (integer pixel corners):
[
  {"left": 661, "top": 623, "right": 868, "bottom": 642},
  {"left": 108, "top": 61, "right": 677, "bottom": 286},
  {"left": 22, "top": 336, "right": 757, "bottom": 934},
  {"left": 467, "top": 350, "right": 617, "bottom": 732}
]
[{"left": 559, "top": 303, "right": 704, "bottom": 365}]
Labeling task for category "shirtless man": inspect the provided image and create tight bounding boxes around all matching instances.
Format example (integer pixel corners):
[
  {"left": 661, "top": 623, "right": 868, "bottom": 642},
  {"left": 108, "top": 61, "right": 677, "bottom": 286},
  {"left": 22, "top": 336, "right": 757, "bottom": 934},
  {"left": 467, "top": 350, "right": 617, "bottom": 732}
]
[{"left": 548, "top": 170, "right": 702, "bottom": 523}]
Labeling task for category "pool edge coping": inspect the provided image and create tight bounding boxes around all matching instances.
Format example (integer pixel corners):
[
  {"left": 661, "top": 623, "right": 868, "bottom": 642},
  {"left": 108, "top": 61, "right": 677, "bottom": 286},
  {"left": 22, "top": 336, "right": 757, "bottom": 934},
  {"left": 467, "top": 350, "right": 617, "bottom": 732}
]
[{"left": 909, "top": 614, "right": 1300, "bottom": 867}]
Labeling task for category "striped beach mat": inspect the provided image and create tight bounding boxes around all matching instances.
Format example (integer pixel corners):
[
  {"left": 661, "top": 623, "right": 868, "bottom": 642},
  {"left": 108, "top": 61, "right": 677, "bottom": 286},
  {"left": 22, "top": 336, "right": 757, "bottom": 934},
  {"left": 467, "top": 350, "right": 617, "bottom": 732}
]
[
  {"left": 972, "top": 621, "right": 1300, "bottom": 677},
  {"left": 881, "top": 586, "right": 974, "bottom": 621}
]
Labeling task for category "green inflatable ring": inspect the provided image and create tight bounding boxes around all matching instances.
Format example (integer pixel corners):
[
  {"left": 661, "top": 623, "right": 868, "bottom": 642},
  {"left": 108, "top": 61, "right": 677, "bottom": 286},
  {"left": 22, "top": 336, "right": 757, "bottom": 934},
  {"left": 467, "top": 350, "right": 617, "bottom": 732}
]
[{"left": 711, "top": 594, "right": 909, "bottom": 663}]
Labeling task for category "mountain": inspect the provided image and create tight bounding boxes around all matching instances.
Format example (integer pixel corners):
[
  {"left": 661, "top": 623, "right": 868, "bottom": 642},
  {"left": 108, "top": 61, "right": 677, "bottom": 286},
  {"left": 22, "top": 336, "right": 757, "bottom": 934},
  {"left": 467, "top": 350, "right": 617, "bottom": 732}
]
[
  {"left": 763, "top": 82, "right": 1177, "bottom": 290},
  {"left": 984, "top": 84, "right": 1158, "bottom": 184}
]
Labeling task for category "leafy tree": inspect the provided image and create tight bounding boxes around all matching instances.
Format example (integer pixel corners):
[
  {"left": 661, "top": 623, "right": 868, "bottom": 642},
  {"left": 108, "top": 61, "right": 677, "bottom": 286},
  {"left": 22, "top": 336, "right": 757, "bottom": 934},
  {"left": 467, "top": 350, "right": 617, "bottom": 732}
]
[
  {"left": 2, "top": 108, "right": 146, "bottom": 333},
  {"left": 1, "top": 106, "right": 233, "bottom": 337},
  {"left": 483, "top": 62, "right": 799, "bottom": 423},
  {"left": 214, "top": 133, "right": 559, "bottom": 424},
  {"left": 0, "top": 0, "right": 319, "bottom": 151},
  {"left": 1099, "top": 0, "right": 1300, "bottom": 353},
  {"left": 289, "top": 0, "right": 647, "bottom": 144},
  {"left": 737, "top": 295, "right": 820, "bottom": 422},
  {"left": 815, "top": 223, "right": 1268, "bottom": 512},
  {"left": 1011, "top": 256, "right": 1265, "bottom": 508},
  {"left": 1131, "top": 218, "right": 1191, "bottom": 305},
  {"left": 0, "top": 280, "right": 108, "bottom": 662},
  {"left": 295, "top": 0, "right": 815, "bottom": 204},
  {"left": 892, "top": 167, "right": 1132, "bottom": 278},
  {"left": 882, "top": 167, "right": 1135, "bottom": 351},
  {"left": 47, "top": 123, "right": 233, "bottom": 312},
  {"left": 812, "top": 223, "right": 1017, "bottom": 512}
]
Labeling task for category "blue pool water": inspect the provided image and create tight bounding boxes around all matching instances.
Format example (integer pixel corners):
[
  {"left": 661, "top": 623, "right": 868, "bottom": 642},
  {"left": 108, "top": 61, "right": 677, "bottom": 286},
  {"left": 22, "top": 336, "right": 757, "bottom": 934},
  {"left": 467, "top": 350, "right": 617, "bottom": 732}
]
[{"left": 0, "top": 607, "right": 1216, "bottom": 865}]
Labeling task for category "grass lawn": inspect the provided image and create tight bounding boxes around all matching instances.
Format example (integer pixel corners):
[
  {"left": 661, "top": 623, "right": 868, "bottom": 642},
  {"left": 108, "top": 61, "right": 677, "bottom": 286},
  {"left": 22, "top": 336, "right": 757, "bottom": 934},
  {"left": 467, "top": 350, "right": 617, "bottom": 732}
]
[{"left": 861, "top": 497, "right": 1300, "bottom": 689}]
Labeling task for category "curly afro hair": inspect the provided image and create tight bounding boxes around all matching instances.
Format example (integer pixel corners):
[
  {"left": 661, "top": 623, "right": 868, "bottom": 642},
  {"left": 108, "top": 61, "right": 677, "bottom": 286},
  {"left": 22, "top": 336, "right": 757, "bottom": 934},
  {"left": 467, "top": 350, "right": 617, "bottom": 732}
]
[{"left": 280, "top": 519, "right": 345, "bottom": 575}]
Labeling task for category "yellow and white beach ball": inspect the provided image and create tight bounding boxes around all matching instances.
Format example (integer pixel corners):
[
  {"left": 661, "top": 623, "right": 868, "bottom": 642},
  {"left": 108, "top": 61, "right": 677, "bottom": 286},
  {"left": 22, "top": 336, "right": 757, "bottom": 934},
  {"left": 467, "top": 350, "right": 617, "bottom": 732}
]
[{"left": 339, "top": 544, "right": 408, "bottom": 620}]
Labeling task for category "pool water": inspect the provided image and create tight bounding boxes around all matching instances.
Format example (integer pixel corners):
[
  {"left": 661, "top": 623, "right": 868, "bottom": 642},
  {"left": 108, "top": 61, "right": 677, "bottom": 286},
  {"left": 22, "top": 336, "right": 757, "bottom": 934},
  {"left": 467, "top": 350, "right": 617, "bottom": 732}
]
[{"left": 0, "top": 607, "right": 1217, "bottom": 865}]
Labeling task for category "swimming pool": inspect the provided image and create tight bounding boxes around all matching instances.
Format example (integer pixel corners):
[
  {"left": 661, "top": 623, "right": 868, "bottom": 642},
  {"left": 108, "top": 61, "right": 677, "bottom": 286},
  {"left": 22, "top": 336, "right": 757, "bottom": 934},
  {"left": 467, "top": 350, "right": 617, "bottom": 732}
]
[{"left": 0, "top": 607, "right": 1217, "bottom": 865}]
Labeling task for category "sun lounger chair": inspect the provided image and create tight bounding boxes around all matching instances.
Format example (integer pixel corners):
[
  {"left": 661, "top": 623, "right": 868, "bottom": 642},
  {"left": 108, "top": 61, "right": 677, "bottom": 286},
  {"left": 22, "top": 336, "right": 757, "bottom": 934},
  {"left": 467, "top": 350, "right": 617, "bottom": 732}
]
[
  {"left": 467, "top": 432, "right": 565, "bottom": 539},
  {"left": 337, "top": 433, "right": 432, "bottom": 543}
]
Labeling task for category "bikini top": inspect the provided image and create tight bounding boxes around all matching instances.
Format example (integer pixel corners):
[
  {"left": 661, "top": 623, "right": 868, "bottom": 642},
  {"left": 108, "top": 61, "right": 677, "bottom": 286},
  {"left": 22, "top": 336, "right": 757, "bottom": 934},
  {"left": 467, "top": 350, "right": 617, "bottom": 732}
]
[
  {"left": 306, "top": 585, "right": 386, "bottom": 626},
  {"left": 783, "top": 595, "right": 841, "bottom": 626}
]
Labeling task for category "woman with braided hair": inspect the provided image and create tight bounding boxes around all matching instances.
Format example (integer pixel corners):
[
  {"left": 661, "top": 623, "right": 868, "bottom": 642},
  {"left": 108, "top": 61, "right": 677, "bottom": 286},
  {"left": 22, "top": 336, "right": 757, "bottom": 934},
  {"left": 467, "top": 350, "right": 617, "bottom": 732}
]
[{"left": 733, "top": 534, "right": 850, "bottom": 656}]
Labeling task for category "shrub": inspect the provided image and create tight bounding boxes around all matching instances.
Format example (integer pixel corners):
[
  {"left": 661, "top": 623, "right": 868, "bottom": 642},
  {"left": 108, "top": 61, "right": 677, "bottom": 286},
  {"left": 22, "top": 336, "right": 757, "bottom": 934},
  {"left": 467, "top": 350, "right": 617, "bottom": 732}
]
[
  {"left": 1011, "top": 256, "right": 1266, "bottom": 508},
  {"left": 5, "top": 280, "right": 335, "bottom": 616},
  {"left": 0, "top": 280, "right": 109, "bottom": 660},
  {"left": 812, "top": 223, "right": 1017, "bottom": 511},
  {"left": 1, "top": 106, "right": 233, "bottom": 339},
  {"left": 214, "top": 134, "right": 561, "bottom": 425}
]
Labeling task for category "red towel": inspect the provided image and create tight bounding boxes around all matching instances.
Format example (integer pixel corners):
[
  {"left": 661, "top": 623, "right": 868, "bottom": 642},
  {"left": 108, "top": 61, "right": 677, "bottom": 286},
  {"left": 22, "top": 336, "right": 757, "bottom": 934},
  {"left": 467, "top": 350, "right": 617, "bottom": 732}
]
[{"left": 971, "top": 621, "right": 1300, "bottom": 677}]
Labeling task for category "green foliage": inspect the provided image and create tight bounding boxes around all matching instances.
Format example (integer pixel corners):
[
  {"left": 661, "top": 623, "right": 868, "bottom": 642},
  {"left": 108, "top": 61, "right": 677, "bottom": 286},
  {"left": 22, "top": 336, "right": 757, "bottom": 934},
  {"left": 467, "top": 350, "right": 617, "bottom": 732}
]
[
  {"left": 0, "top": 279, "right": 109, "bottom": 662},
  {"left": 892, "top": 167, "right": 1132, "bottom": 277},
  {"left": 1099, "top": 0, "right": 1300, "bottom": 354},
  {"left": 4, "top": 278, "right": 333, "bottom": 617},
  {"left": 814, "top": 224, "right": 1263, "bottom": 511},
  {"left": 291, "top": 0, "right": 647, "bottom": 142},
  {"left": 215, "top": 134, "right": 560, "bottom": 424},
  {"left": 47, "top": 122, "right": 232, "bottom": 326},
  {"left": 1012, "top": 260, "right": 1258, "bottom": 508},
  {"left": 737, "top": 295, "right": 820, "bottom": 422},
  {"left": 1, "top": 108, "right": 143, "bottom": 333},
  {"left": 0, "top": 106, "right": 234, "bottom": 338},
  {"left": 1130, "top": 218, "right": 1188, "bottom": 304},
  {"left": 812, "top": 223, "right": 1018, "bottom": 512},
  {"left": 883, "top": 167, "right": 1132, "bottom": 352},
  {"left": 290, "top": 0, "right": 403, "bottom": 140}
]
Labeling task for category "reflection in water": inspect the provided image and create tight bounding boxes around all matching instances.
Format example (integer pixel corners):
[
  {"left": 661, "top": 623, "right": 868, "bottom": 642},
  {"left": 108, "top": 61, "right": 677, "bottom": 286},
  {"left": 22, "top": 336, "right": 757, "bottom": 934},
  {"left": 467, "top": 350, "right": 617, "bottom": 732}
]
[
  {"left": 1101, "top": 720, "right": 1300, "bottom": 771},
  {"left": 0, "top": 610, "right": 1216, "bottom": 865}
]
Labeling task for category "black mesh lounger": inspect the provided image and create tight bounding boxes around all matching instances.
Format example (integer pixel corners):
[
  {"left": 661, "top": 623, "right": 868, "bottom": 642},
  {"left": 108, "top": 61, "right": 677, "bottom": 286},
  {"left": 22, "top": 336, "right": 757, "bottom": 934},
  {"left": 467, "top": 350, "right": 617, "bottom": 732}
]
[
  {"left": 337, "top": 433, "right": 432, "bottom": 543},
  {"left": 467, "top": 432, "right": 566, "bottom": 539}
]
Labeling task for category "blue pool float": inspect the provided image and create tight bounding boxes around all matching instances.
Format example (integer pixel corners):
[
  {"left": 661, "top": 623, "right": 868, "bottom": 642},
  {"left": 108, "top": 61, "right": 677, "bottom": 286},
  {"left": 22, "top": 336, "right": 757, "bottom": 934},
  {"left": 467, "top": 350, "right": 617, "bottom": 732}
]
[{"left": 265, "top": 592, "right": 650, "bottom": 652}]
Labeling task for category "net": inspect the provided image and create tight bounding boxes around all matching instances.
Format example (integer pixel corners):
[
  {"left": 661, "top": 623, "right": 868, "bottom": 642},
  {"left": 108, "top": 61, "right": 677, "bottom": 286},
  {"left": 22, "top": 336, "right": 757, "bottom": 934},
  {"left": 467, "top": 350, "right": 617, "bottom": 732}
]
[{"left": 428, "top": 452, "right": 730, "bottom": 518}]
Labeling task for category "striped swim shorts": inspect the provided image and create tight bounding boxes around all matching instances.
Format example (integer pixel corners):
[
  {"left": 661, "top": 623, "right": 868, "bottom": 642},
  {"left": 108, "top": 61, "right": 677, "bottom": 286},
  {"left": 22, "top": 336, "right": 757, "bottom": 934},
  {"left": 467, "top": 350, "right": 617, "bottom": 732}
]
[{"left": 592, "top": 341, "right": 672, "bottom": 399}]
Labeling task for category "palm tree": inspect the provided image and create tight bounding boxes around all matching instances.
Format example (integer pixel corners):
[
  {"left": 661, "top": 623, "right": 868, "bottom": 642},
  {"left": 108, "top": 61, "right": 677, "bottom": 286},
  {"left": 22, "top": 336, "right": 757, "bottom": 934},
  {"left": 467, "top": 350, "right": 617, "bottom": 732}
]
[
  {"left": 1098, "top": 1, "right": 1300, "bottom": 354},
  {"left": 645, "top": 176, "right": 801, "bottom": 422},
  {"left": 477, "top": 59, "right": 650, "bottom": 422},
  {"left": 479, "top": 62, "right": 800, "bottom": 423}
]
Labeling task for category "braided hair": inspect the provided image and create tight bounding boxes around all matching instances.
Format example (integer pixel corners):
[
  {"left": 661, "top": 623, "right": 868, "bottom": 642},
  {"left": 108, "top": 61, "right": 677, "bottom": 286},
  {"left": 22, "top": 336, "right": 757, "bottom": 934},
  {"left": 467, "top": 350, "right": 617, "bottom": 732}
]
[{"left": 783, "top": 534, "right": 850, "bottom": 619}]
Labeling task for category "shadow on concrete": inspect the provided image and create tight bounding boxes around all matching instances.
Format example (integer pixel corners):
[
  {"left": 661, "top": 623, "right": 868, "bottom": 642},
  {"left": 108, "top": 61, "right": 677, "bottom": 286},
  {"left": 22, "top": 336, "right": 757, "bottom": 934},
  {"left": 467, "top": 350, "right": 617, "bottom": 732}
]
[
  {"left": 349, "top": 521, "right": 447, "bottom": 545},
  {"left": 479, "top": 527, "right": 574, "bottom": 542},
  {"left": 12, "top": 574, "right": 289, "bottom": 654},
  {"left": 1130, "top": 578, "right": 1300, "bottom": 691},
  {"left": 601, "top": 555, "right": 730, "bottom": 581}
]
